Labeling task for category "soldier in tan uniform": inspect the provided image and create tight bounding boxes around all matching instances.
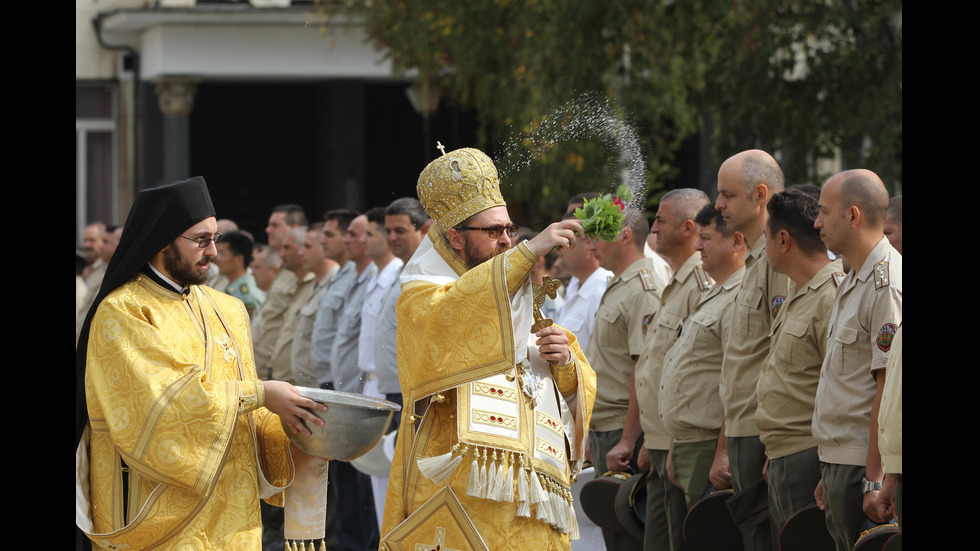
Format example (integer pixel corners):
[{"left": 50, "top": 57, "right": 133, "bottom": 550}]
[
  {"left": 585, "top": 208, "right": 662, "bottom": 551},
  {"left": 268, "top": 226, "right": 316, "bottom": 385},
  {"left": 252, "top": 205, "right": 309, "bottom": 551},
  {"left": 812, "top": 170, "right": 902, "bottom": 551},
  {"left": 660, "top": 204, "right": 746, "bottom": 508},
  {"left": 612, "top": 189, "right": 712, "bottom": 551},
  {"left": 291, "top": 222, "right": 340, "bottom": 387},
  {"left": 754, "top": 190, "right": 844, "bottom": 545},
  {"left": 252, "top": 204, "right": 307, "bottom": 380},
  {"left": 877, "top": 324, "right": 902, "bottom": 530},
  {"left": 714, "top": 150, "right": 790, "bottom": 551}
]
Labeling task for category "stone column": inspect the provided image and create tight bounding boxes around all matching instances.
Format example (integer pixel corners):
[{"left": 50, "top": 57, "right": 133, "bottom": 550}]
[{"left": 153, "top": 76, "right": 199, "bottom": 184}]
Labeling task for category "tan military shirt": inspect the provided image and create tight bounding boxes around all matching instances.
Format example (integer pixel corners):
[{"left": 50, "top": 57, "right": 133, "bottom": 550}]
[
  {"left": 878, "top": 324, "right": 902, "bottom": 474},
  {"left": 813, "top": 238, "right": 902, "bottom": 466},
  {"left": 251, "top": 268, "right": 298, "bottom": 379},
  {"left": 720, "top": 236, "right": 791, "bottom": 437},
  {"left": 635, "top": 251, "right": 713, "bottom": 450},
  {"left": 644, "top": 241, "right": 674, "bottom": 289},
  {"left": 756, "top": 259, "right": 844, "bottom": 459},
  {"left": 268, "top": 271, "right": 315, "bottom": 385},
  {"left": 290, "top": 265, "right": 340, "bottom": 388},
  {"left": 659, "top": 267, "right": 745, "bottom": 443},
  {"left": 586, "top": 257, "right": 662, "bottom": 431}
]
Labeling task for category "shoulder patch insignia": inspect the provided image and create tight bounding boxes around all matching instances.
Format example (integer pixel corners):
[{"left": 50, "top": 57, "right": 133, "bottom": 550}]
[
  {"left": 770, "top": 295, "right": 786, "bottom": 319},
  {"left": 692, "top": 265, "right": 712, "bottom": 291},
  {"left": 643, "top": 313, "right": 654, "bottom": 335},
  {"left": 876, "top": 322, "right": 897, "bottom": 352},
  {"left": 873, "top": 261, "right": 890, "bottom": 290},
  {"left": 639, "top": 269, "right": 658, "bottom": 291},
  {"left": 831, "top": 272, "right": 847, "bottom": 287}
]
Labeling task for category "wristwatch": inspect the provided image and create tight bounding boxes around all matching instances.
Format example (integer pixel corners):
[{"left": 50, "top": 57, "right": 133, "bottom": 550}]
[{"left": 861, "top": 477, "right": 882, "bottom": 494}]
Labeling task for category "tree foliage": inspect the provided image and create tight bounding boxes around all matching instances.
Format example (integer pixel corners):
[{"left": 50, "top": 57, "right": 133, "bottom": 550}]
[{"left": 321, "top": 0, "right": 902, "bottom": 224}]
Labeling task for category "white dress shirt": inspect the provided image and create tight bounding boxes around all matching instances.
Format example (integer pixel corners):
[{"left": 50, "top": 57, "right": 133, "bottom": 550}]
[{"left": 555, "top": 267, "right": 613, "bottom": 351}]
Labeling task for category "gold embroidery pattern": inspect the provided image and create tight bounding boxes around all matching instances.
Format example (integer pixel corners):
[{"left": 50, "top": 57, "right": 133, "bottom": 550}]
[
  {"left": 536, "top": 439, "right": 565, "bottom": 462},
  {"left": 536, "top": 412, "right": 564, "bottom": 437},
  {"left": 473, "top": 409, "right": 518, "bottom": 430},
  {"left": 473, "top": 382, "right": 518, "bottom": 403}
]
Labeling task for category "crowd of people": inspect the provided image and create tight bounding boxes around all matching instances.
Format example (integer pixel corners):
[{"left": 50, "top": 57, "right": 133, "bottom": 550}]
[{"left": 75, "top": 146, "right": 902, "bottom": 551}]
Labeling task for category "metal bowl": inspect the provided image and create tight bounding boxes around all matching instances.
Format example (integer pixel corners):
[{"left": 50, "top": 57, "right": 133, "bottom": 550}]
[{"left": 282, "top": 387, "right": 402, "bottom": 461}]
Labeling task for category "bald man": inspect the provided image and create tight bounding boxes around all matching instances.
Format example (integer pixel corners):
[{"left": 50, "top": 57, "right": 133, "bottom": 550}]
[
  {"left": 714, "top": 150, "right": 791, "bottom": 551},
  {"left": 812, "top": 169, "right": 902, "bottom": 551}
]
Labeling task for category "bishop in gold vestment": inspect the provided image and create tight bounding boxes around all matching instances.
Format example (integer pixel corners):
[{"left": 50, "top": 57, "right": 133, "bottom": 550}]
[{"left": 379, "top": 148, "right": 596, "bottom": 551}]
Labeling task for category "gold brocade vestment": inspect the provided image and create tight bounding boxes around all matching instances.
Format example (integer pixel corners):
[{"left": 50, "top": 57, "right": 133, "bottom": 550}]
[
  {"left": 79, "top": 275, "right": 294, "bottom": 550},
  {"left": 380, "top": 231, "right": 596, "bottom": 551}
]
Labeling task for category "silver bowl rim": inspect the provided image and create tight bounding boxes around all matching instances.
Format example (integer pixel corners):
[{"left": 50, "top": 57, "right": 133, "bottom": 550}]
[{"left": 294, "top": 386, "right": 402, "bottom": 412}]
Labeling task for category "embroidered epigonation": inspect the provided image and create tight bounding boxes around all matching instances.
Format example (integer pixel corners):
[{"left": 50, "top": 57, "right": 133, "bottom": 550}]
[
  {"left": 473, "top": 409, "right": 518, "bottom": 429},
  {"left": 473, "top": 381, "right": 518, "bottom": 402},
  {"left": 416, "top": 526, "right": 459, "bottom": 551},
  {"left": 536, "top": 411, "right": 564, "bottom": 437}
]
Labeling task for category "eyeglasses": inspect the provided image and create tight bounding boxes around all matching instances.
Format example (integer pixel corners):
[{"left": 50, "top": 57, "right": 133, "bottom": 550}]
[
  {"left": 180, "top": 232, "right": 223, "bottom": 249},
  {"left": 459, "top": 224, "right": 520, "bottom": 239}
]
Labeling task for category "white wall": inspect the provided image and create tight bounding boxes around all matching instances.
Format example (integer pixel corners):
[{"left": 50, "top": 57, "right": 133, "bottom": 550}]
[{"left": 76, "top": 1, "right": 394, "bottom": 81}]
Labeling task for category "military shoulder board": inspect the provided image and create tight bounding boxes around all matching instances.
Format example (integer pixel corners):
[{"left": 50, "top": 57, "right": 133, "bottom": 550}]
[
  {"left": 831, "top": 272, "right": 846, "bottom": 287},
  {"left": 639, "top": 269, "right": 658, "bottom": 291},
  {"left": 873, "top": 261, "right": 890, "bottom": 290},
  {"left": 692, "top": 265, "right": 712, "bottom": 291}
]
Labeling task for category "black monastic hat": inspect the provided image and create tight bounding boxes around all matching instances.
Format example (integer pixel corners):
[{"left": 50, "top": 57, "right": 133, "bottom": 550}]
[{"left": 74, "top": 176, "right": 216, "bottom": 447}]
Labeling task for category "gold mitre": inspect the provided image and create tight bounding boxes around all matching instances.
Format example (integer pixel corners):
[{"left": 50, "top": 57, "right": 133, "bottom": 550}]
[{"left": 417, "top": 147, "right": 506, "bottom": 231}]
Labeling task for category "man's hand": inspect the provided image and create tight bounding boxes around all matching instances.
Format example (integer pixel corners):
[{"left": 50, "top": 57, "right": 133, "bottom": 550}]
[
  {"left": 876, "top": 473, "right": 898, "bottom": 522},
  {"left": 263, "top": 380, "right": 328, "bottom": 437},
  {"left": 535, "top": 325, "right": 572, "bottom": 366},
  {"left": 525, "top": 219, "right": 584, "bottom": 257},
  {"left": 762, "top": 457, "right": 770, "bottom": 484},
  {"left": 606, "top": 439, "right": 635, "bottom": 473},
  {"left": 814, "top": 478, "right": 825, "bottom": 510},
  {"left": 863, "top": 487, "right": 893, "bottom": 524},
  {"left": 636, "top": 447, "right": 651, "bottom": 473},
  {"left": 709, "top": 449, "right": 732, "bottom": 490}
]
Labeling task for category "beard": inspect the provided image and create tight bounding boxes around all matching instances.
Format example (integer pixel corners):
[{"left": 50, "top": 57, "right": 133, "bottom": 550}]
[
  {"left": 163, "top": 244, "right": 212, "bottom": 287},
  {"left": 462, "top": 233, "right": 510, "bottom": 270}
]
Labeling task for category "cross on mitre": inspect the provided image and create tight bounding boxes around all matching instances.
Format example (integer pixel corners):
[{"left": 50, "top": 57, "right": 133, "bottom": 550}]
[{"left": 436, "top": 141, "right": 447, "bottom": 156}]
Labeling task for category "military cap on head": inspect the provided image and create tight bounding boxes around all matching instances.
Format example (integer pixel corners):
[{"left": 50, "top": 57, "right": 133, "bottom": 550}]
[{"left": 416, "top": 147, "right": 506, "bottom": 233}]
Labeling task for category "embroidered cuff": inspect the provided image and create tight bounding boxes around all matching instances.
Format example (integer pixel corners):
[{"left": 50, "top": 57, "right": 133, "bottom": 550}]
[
  {"left": 238, "top": 380, "right": 264, "bottom": 413},
  {"left": 514, "top": 241, "right": 540, "bottom": 266},
  {"left": 551, "top": 357, "right": 579, "bottom": 396}
]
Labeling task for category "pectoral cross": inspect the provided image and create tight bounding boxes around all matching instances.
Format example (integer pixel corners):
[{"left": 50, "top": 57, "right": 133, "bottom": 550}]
[{"left": 531, "top": 275, "right": 562, "bottom": 333}]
